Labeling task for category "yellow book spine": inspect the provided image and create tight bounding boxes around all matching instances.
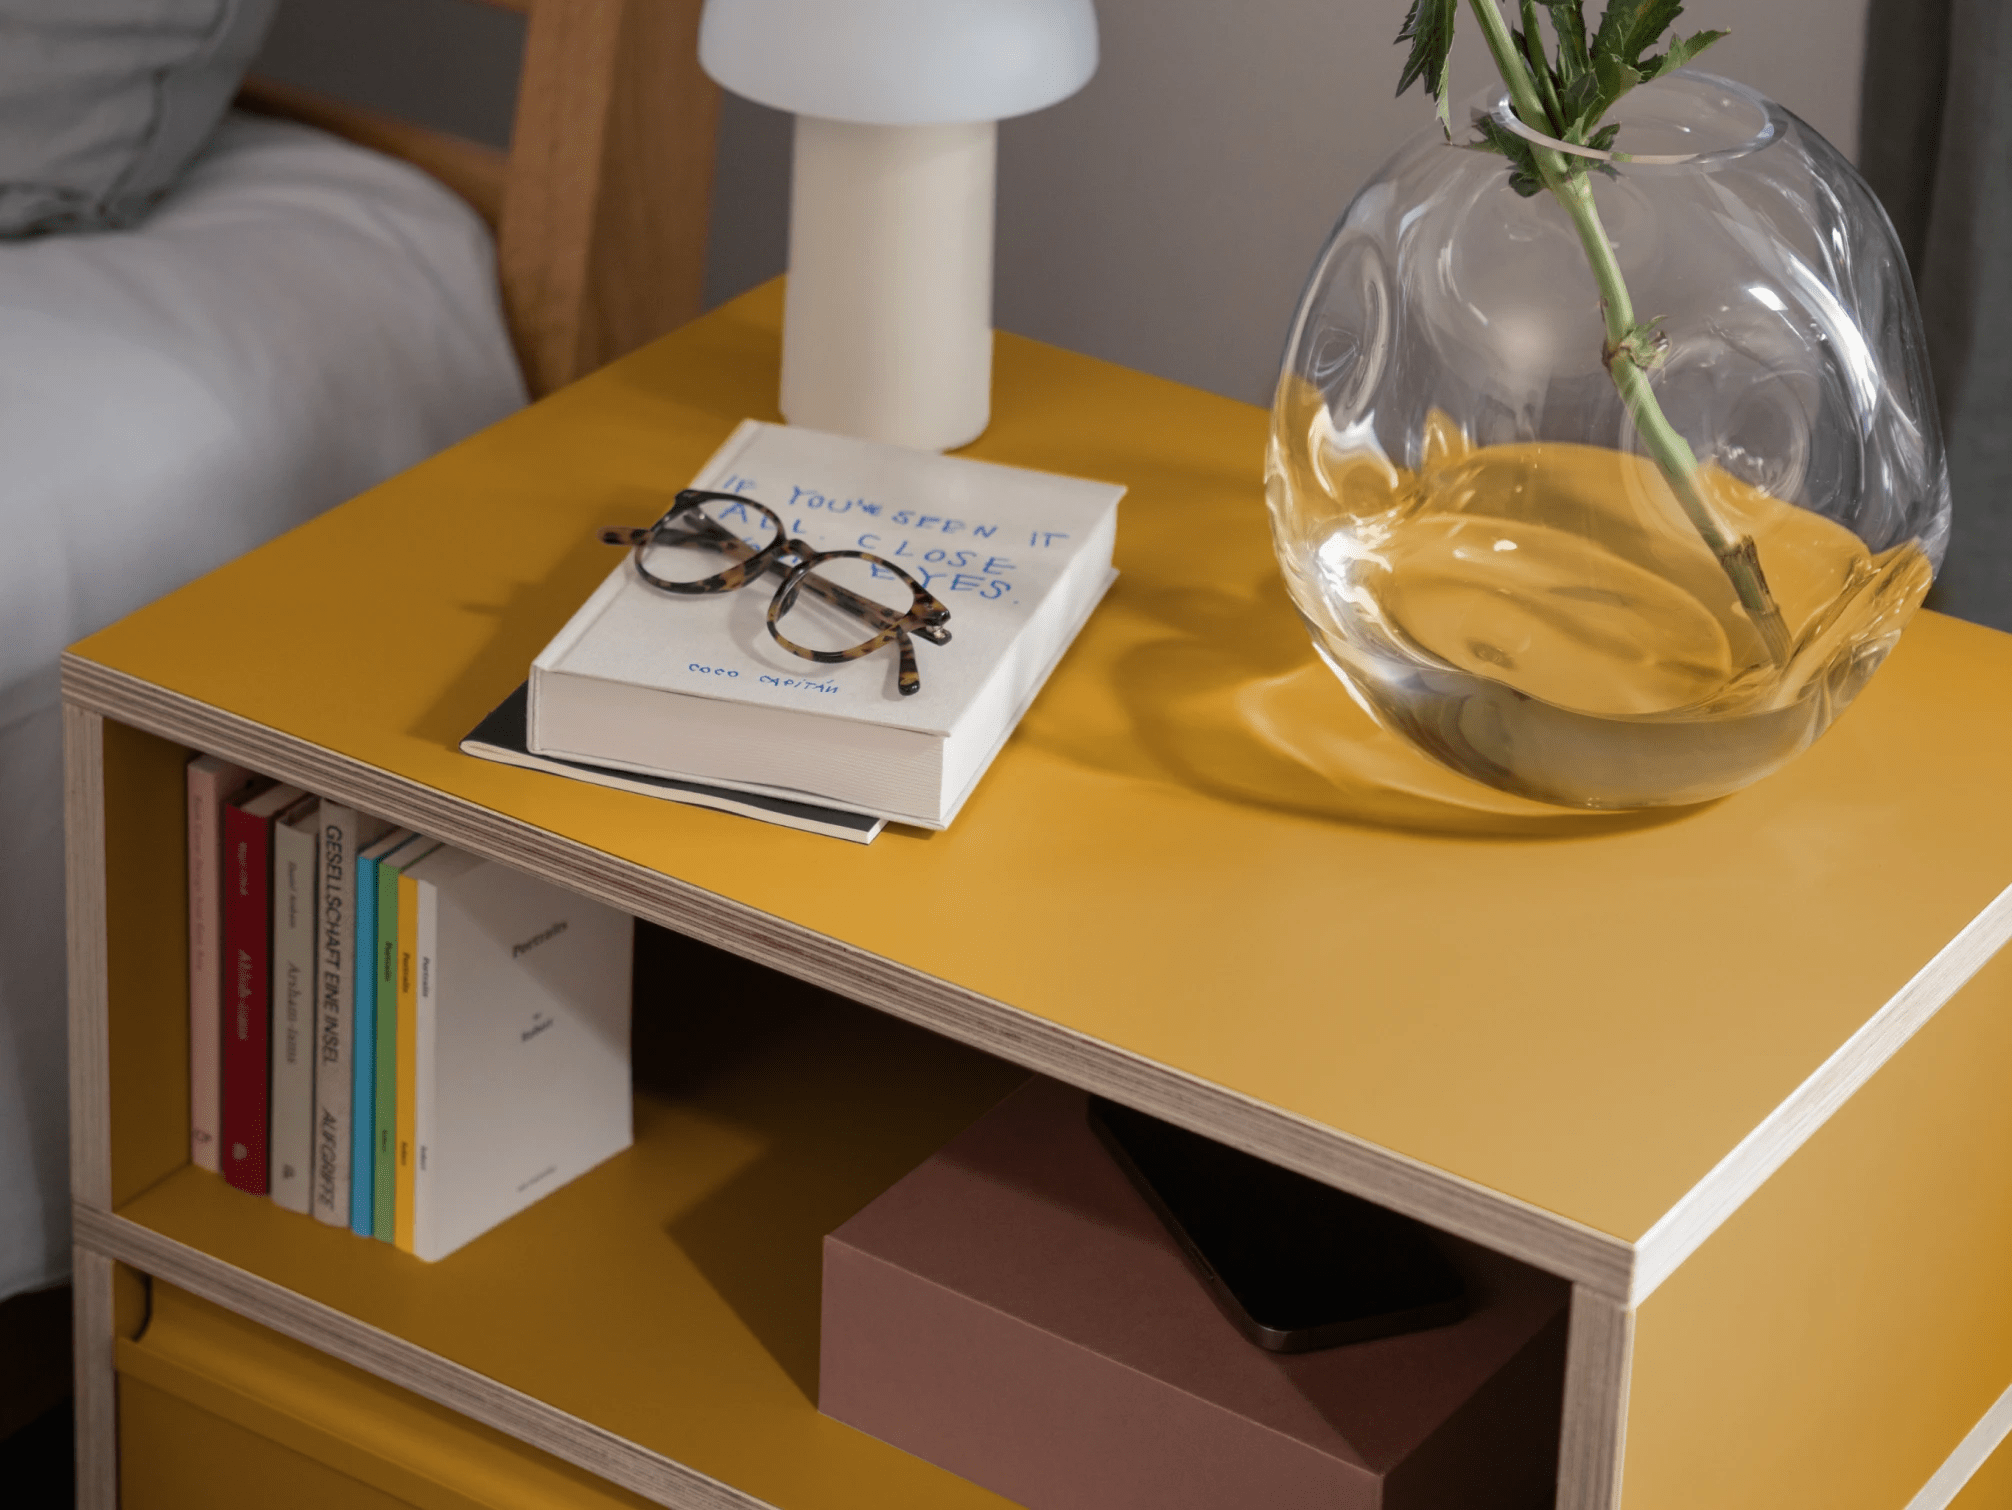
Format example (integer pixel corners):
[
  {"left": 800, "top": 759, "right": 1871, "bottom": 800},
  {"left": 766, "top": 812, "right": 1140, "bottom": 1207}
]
[{"left": 394, "top": 871, "right": 420, "bottom": 1253}]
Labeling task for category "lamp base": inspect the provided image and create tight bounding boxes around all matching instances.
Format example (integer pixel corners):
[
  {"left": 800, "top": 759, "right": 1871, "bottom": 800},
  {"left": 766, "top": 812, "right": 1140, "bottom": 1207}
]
[{"left": 781, "top": 116, "right": 995, "bottom": 453}]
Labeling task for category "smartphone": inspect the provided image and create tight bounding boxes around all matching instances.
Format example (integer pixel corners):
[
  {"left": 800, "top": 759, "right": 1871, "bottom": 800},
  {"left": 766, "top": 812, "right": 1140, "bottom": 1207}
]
[{"left": 1087, "top": 1096, "right": 1467, "bottom": 1353}]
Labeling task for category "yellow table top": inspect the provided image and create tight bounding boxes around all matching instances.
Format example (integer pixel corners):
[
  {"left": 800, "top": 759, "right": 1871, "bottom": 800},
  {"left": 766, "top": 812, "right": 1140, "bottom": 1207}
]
[{"left": 73, "top": 281, "right": 2012, "bottom": 1250}]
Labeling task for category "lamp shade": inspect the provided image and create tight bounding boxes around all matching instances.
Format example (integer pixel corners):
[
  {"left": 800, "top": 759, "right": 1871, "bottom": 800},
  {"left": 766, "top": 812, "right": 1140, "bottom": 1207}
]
[{"left": 698, "top": 0, "right": 1098, "bottom": 126}]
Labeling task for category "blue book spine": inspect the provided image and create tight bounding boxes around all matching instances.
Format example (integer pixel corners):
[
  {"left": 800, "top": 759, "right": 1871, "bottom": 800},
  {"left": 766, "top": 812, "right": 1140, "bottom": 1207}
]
[{"left": 349, "top": 853, "right": 380, "bottom": 1235}]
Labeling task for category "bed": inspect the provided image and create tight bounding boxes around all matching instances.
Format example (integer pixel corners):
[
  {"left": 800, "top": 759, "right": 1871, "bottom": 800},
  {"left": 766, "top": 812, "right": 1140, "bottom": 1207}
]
[{"left": 0, "top": 0, "right": 719, "bottom": 1311}]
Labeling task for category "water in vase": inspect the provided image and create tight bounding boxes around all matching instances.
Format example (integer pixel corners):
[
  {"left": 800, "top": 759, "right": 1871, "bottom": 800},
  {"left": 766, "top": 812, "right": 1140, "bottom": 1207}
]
[{"left": 1266, "top": 409, "right": 1932, "bottom": 809}]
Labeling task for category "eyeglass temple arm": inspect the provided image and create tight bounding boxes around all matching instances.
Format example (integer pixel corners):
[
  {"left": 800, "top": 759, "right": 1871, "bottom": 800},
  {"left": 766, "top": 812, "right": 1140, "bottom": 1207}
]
[
  {"left": 599, "top": 515, "right": 764, "bottom": 562},
  {"left": 893, "top": 628, "right": 922, "bottom": 696}
]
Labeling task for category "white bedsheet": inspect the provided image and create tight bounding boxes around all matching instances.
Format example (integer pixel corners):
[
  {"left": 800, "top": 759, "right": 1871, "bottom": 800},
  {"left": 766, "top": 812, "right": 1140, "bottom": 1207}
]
[{"left": 0, "top": 113, "right": 526, "bottom": 1300}]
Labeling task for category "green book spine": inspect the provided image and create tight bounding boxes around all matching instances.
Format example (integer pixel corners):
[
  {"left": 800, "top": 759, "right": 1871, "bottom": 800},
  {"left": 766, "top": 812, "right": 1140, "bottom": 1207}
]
[{"left": 374, "top": 857, "right": 401, "bottom": 1241}]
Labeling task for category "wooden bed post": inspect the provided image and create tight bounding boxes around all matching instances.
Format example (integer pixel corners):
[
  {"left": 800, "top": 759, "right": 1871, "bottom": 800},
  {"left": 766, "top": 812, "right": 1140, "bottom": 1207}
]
[
  {"left": 501, "top": 0, "right": 721, "bottom": 396},
  {"left": 239, "top": 0, "right": 721, "bottom": 398}
]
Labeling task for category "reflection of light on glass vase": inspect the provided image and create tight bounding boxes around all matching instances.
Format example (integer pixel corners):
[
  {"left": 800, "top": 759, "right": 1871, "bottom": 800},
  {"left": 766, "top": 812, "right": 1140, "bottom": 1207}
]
[{"left": 1267, "top": 73, "right": 1948, "bottom": 810}]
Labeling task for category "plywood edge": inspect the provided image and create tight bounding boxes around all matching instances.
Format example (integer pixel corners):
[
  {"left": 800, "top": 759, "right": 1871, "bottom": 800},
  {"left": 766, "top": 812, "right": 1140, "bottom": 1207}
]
[
  {"left": 73, "top": 1247, "right": 118, "bottom": 1510},
  {"left": 1909, "top": 1378, "right": 2012, "bottom": 1510},
  {"left": 1557, "top": 1286, "right": 1633, "bottom": 1510},
  {"left": 1631, "top": 883, "right": 2012, "bottom": 1304},
  {"left": 66, "top": 704, "right": 111, "bottom": 1212},
  {"left": 59, "top": 656, "right": 1637, "bottom": 1297},
  {"left": 74, "top": 1207, "right": 763, "bottom": 1510},
  {"left": 236, "top": 76, "right": 509, "bottom": 227}
]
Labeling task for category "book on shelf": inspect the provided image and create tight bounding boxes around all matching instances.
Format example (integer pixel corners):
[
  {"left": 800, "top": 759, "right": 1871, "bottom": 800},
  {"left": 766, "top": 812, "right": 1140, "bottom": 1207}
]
[
  {"left": 311, "top": 805, "right": 391, "bottom": 1227},
  {"left": 394, "top": 853, "right": 431, "bottom": 1253},
  {"left": 220, "top": 781, "right": 304, "bottom": 1194},
  {"left": 351, "top": 827, "right": 412, "bottom": 1235},
  {"left": 374, "top": 833, "right": 437, "bottom": 1242},
  {"left": 268, "top": 797, "right": 321, "bottom": 1215},
  {"left": 183, "top": 764, "right": 637, "bottom": 1260},
  {"left": 402, "top": 844, "right": 633, "bottom": 1262},
  {"left": 527, "top": 419, "right": 1124, "bottom": 829},
  {"left": 186, "top": 755, "right": 252, "bottom": 1172}
]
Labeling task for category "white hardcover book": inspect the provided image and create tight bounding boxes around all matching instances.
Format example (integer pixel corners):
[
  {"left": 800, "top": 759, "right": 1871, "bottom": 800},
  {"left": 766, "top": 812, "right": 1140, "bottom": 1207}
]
[
  {"left": 269, "top": 798, "right": 320, "bottom": 1213},
  {"left": 310, "top": 805, "right": 388, "bottom": 1226},
  {"left": 527, "top": 420, "right": 1124, "bottom": 827},
  {"left": 402, "top": 846, "right": 632, "bottom": 1263}
]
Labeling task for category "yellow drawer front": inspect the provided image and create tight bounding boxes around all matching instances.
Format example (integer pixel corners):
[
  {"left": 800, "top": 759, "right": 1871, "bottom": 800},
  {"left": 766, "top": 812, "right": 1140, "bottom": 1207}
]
[
  {"left": 122, "top": 1377, "right": 408, "bottom": 1510},
  {"left": 116, "top": 1282, "right": 654, "bottom": 1510}
]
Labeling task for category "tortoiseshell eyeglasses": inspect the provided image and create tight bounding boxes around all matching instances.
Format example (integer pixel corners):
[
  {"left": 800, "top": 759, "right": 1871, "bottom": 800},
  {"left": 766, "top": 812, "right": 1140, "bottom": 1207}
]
[{"left": 600, "top": 489, "right": 952, "bottom": 696}]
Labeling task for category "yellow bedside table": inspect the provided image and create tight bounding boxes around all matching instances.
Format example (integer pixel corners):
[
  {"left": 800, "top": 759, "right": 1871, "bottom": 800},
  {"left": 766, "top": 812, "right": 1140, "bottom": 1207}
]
[{"left": 64, "top": 281, "right": 2012, "bottom": 1510}]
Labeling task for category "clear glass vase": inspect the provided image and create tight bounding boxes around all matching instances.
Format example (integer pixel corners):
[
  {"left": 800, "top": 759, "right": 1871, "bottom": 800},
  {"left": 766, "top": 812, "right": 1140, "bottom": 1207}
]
[{"left": 1266, "top": 72, "right": 1948, "bottom": 809}]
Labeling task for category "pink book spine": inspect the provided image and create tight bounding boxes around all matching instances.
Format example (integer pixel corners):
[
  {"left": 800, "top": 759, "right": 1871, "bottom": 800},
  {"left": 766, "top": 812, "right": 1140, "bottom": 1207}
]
[{"left": 187, "top": 757, "right": 251, "bottom": 1172}]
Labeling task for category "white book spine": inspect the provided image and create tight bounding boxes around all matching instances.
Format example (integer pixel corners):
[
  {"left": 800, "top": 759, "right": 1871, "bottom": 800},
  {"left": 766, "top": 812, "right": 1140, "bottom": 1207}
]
[
  {"left": 311, "top": 803, "right": 359, "bottom": 1225},
  {"left": 269, "top": 809, "right": 319, "bottom": 1213},
  {"left": 413, "top": 877, "right": 439, "bottom": 1261}
]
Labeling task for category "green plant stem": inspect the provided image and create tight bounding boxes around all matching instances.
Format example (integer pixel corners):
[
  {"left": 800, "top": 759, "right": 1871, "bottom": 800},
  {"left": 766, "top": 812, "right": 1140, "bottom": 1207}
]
[
  {"left": 1519, "top": 0, "right": 1566, "bottom": 127},
  {"left": 1465, "top": 0, "right": 1794, "bottom": 667}
]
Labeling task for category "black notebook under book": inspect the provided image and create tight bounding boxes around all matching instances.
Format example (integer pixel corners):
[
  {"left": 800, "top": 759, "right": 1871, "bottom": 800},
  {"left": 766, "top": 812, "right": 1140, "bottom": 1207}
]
[{"left": 459, "top": 684, "right": 886, "bottom": 844}]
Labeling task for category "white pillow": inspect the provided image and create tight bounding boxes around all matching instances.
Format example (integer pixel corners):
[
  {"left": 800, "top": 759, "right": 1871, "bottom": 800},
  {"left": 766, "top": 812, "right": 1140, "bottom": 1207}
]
[{"left": 0, "top": 0, "right": 277, "bottom": 236}]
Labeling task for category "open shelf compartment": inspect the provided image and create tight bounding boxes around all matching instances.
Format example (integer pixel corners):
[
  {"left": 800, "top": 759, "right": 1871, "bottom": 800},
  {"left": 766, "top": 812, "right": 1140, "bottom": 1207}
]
[{"left": 87, "top": 719, "right": 1577, "bottom": 1510}]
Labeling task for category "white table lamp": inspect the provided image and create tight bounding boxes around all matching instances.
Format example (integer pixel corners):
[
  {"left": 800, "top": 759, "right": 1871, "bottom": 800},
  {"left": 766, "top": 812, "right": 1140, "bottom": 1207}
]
[{"left": 700, "top": 0, "right": 1099, "bottom": 452}]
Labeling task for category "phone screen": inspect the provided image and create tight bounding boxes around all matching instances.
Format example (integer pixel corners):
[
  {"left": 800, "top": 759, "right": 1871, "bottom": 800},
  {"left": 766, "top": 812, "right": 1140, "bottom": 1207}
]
[{"left": 1088, "top": 1097, "right": 1467, "bottom": 1353}]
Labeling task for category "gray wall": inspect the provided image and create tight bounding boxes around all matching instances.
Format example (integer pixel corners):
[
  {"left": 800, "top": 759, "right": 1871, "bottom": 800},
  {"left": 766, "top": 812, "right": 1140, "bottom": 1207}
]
[
  {"left": 256, "top": 0, "right": 1870, "bottom": 407},
  {"left": 256, "top": 0, "right": 523, "bottom": 149}
]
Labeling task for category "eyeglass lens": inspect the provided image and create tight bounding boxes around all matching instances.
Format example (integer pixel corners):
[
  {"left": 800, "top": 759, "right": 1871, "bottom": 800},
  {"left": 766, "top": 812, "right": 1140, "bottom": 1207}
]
[
  {"left": 776, "top": 555, "right": 920, "bottom": 654},
  {"left": 638, "top": 497, "right": 781, "bottom": 586}
]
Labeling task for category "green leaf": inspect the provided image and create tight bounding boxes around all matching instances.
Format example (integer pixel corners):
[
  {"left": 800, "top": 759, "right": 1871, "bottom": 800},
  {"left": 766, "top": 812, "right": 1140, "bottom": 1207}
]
[
  {"left": 1586, "top": 119, "right": 1623, "bottom": 176},
  {"left": 1591, "top": 0, "right": 1687, "bottom": 67},
  {"left": 1471, "top": 114, "right": 1548, "bottom": 197},
  {"left": 1396, "top": 0, "right": 1459, "bottom": 128},
  {"left": 1646, "top": 27, "right": 1727, "bottom": 78},
  {"left": 1547, "top": 0, "right": 1700, "bottom": 138},
  {"left": 1589, "top": 48, "right": 1636, "bottom": 115},
  {"left": 1424, "top": 0, "right": 1721, "bottom": 195},
  {"left": 1557, "top": 70, "right": 1603, "bottom": 138},
  {"left": 1547, "top": 2, "right": 1592, "bottom": 81}
]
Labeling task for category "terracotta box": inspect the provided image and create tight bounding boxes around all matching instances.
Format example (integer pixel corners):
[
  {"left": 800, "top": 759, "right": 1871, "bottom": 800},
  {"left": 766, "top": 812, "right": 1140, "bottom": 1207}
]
[{"left": 820, "top": 1079, "right": 1570, "bottom": 1510}]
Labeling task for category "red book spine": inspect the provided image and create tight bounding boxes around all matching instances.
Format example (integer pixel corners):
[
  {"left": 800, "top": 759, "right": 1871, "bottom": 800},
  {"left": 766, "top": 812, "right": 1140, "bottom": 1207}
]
[{"left": 220, "top": 801, "right": 273, "bottom": 1194}]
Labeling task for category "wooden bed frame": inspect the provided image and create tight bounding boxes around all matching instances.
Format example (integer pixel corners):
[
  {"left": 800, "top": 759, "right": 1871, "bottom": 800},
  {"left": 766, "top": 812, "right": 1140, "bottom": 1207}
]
[{"left": 238, "top": 0, "right": 720, "bottom": 398}]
